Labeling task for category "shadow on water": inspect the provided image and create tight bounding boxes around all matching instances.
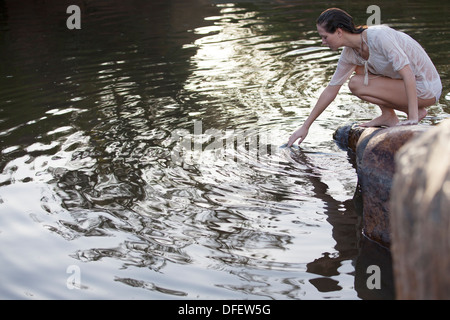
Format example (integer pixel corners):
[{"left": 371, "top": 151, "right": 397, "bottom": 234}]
[
  {"left": 0, "top": 0, "right": 448, "bottom": 299},
  {"left": 287, "top": 147, "right": 395, "bottom": 299}
]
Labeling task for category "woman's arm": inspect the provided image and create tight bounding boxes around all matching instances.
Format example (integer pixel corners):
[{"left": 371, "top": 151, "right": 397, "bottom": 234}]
[
  {"left": 398, "top": 64, "right": 419, "bottom": 125},
  {"left": 287, "top": 84, "right": 341, "bottom": 147}
]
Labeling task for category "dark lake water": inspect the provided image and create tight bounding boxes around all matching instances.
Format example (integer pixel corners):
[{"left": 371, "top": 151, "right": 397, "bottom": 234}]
[{"left": 0, "top": 0, "right": 448, "bottom": 299}]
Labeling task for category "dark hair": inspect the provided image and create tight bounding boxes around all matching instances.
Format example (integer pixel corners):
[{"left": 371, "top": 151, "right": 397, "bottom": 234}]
[{"left": 317, "top": 8, "right": 367, "bottom": 34}]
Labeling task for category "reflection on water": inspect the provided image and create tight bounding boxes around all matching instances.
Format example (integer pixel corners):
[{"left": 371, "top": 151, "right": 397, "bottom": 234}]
[{"left": 0, "top": 0, "right": 448, "bottom": 299}]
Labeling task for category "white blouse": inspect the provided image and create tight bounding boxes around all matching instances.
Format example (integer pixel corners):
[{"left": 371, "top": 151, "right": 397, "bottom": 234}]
[{"left": 329, "top": 25, "right": 442, "bottom": 102}]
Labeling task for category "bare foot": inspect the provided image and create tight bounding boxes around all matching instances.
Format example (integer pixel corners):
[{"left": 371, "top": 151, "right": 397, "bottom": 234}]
[
  {"left": 360, "top": 114, "right": 399, "bottom": 127},
  {"left": 418, "top": 107, "right": 428, "bottom": 121},
  {"left": 396, "top": 108, "right": 428, "bottom": 126}
]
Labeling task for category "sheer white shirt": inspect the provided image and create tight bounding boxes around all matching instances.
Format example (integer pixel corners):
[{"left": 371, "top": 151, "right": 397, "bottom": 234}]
[{"left": 329, "top": 25, "right": 442, "bottom": 102}]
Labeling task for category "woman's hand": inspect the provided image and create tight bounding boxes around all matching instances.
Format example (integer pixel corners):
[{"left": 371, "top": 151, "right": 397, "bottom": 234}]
[{"left": 287, "top": 125, "right": 309, "bottom": 147}]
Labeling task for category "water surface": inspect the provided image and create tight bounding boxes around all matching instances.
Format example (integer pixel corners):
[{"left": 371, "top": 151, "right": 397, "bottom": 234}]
[{"left": 0, "top": 0, "right": 448, "bottom": 299}]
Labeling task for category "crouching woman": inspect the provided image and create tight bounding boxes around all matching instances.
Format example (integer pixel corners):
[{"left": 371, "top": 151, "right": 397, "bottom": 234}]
[{"left": 287, "top": 8, "right": 442, "bottom": 147}]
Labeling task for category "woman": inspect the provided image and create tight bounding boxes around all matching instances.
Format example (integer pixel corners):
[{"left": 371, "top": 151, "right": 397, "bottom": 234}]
[{"left": 287, "top": 8, "right": 442, "bottom": 147}]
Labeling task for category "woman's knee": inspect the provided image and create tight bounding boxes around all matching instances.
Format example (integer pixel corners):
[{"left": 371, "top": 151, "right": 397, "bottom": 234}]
[{"left": 348, "top": 75, "right": 364, "bottom": 95}]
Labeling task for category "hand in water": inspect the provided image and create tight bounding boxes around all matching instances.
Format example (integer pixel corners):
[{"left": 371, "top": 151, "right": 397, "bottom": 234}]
[
  {"left": 280, "top": 143, "right": 300, "bottom": 150},
  {"left": 286, "top": 126, "right": 309, "bottom": 147}
]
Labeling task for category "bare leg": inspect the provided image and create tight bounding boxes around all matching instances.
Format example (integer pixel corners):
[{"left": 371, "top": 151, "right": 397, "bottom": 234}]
[{"left": 348, "top": 74, "right": 434, "bottom": 127}]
